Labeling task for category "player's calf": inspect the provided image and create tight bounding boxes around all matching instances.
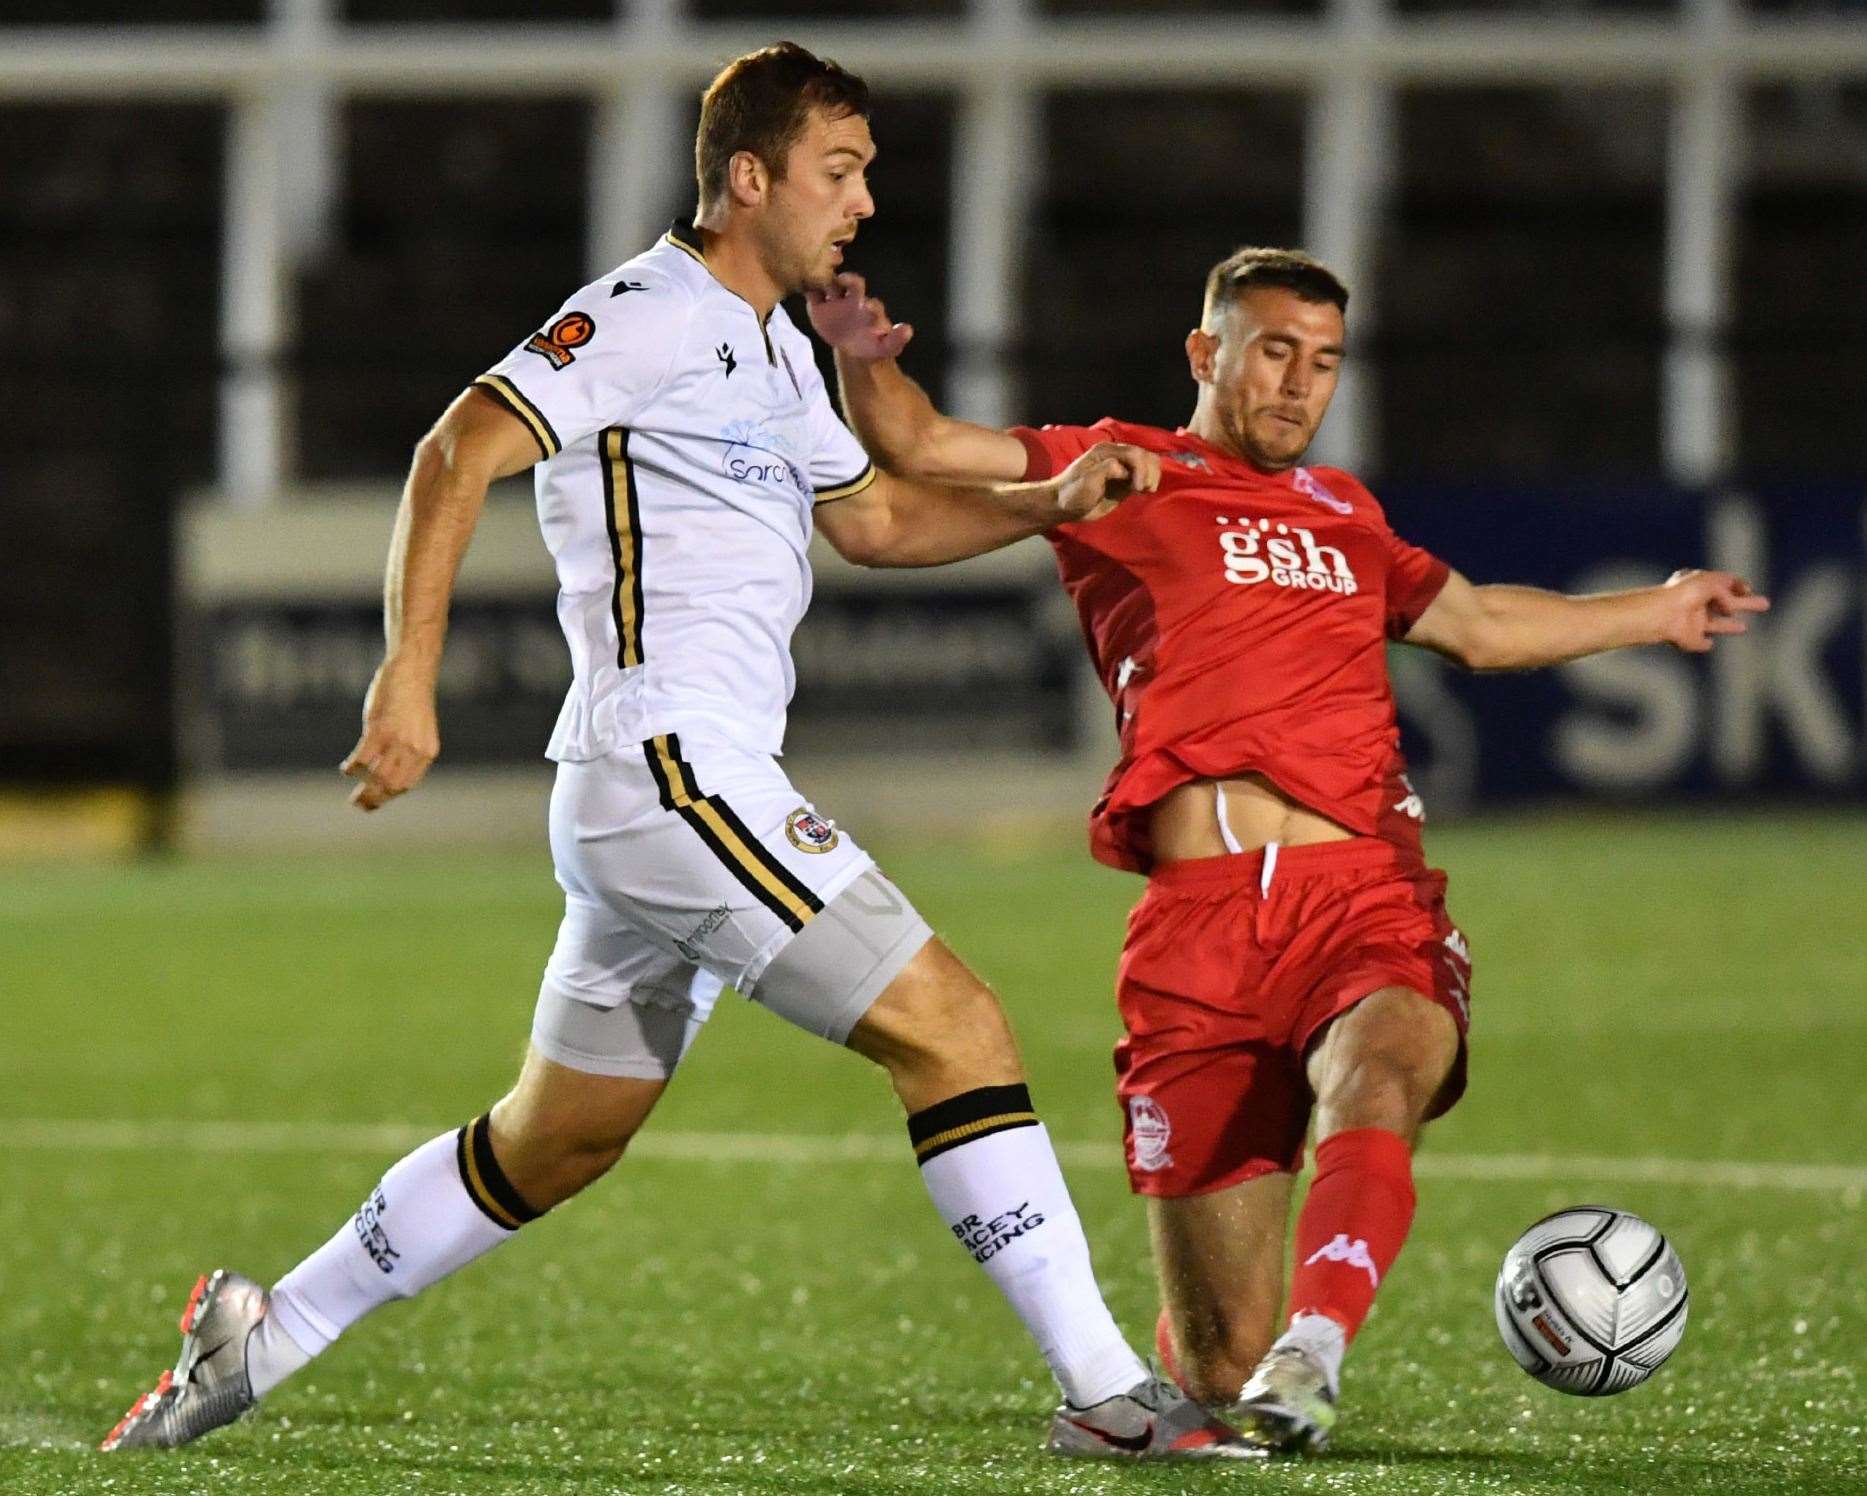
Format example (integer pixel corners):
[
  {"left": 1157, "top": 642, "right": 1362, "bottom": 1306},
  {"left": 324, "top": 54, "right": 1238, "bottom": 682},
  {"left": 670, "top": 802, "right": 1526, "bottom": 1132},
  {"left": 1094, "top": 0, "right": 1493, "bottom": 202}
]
[
  {"left": 486, "top": 1052, "right": 667, "bottom": 1208},
  {"left": 835, "top": 941, "right": 1165, "bottom": 1419},
  {"left": 1154, "top": 1303, "right": 1272, "bottom": 1409}
]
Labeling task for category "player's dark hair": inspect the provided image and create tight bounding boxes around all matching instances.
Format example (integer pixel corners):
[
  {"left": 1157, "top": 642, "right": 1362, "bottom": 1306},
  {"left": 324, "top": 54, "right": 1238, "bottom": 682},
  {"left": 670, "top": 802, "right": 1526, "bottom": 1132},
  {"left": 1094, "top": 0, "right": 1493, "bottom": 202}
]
[
  {"left": 1201, "top": 246, "right": 1350, "bottom": 328},
  {"left": 695, "top": 42, "right": 870, "bottom": 209}
]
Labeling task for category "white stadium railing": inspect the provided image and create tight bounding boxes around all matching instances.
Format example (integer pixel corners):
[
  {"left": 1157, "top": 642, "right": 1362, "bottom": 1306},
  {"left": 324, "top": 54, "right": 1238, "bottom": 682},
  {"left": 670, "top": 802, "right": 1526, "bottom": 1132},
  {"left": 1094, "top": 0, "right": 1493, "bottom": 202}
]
[{"left": 5, "top": 0, "right": 1867, "bottom": 503}]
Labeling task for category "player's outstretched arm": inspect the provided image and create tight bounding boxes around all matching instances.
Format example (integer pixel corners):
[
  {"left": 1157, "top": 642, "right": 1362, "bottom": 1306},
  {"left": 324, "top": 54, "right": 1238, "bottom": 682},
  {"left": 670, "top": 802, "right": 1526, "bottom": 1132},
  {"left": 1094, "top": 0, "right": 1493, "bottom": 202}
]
[
  {"left": 806, "top": 273, "right": 1027, "bottom": 482},
  {"left": 341, "top": 389, "right": 542, "bottom": 811},
  {"left": 815, "top": 442, "right": 1158, "bottom": 569},
  {"left": 1403, "top": 567, "right": 1771, "bottom": 672}
]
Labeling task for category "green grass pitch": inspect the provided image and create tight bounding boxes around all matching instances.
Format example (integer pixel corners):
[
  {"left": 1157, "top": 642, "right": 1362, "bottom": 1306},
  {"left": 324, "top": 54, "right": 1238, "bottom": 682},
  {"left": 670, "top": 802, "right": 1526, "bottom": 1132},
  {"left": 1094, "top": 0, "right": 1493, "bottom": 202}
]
[{"left": 1, "top": 809, "right": 1862, "bottom": 1494}]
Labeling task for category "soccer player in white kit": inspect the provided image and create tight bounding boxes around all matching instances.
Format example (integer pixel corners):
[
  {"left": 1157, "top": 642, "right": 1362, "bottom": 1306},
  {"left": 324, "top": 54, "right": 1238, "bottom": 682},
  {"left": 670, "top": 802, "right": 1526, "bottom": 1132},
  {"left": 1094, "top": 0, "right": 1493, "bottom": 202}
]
[{"left": 100, "top": 43, "right": 1256, "bottom": 1463}]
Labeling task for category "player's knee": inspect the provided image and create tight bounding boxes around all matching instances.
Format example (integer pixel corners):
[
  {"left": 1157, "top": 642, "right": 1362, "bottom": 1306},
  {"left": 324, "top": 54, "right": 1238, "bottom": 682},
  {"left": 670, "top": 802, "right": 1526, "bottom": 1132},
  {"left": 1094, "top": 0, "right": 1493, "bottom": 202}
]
[
  {"left": 1315, "top": 1048, "right": 1444, "bottom": 1138},
  {"left": 487, "top": 1057, "right": 665, "bottom": 1207},
  {"left": 846, "top": 940, "right": 1022, "bottom": 1099},
  {"left": 489, "top": 1100, "right": 635, "bottom": 1208},
  {"left": 1312, "top": 991, "right": 1457, "bottom": 1135}
]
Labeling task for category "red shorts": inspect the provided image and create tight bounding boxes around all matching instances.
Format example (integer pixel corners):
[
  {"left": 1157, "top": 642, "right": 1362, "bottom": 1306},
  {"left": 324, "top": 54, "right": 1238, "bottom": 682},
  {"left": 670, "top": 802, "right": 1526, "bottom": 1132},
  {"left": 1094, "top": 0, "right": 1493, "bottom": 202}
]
[{"left": 1114, "top": 838, "right": 1470, "bottom": 1198}]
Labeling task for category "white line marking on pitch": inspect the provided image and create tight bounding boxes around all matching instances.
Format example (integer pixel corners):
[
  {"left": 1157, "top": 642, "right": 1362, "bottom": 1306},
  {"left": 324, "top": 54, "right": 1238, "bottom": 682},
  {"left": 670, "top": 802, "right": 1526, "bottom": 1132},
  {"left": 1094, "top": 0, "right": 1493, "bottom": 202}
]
[{"left": 6, "top": 1119, "right": 1862, "bottom": 1196}]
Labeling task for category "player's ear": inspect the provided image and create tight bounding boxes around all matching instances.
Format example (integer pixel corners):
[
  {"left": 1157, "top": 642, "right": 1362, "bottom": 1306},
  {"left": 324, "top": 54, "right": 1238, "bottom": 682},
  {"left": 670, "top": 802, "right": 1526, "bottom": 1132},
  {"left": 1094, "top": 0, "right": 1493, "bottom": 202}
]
[
  {"left": 727, "top": 149, "right": 769, "bottom": 208},
  {"left": 1186, "top": 328, "right": 1218, "bottom": 385}
]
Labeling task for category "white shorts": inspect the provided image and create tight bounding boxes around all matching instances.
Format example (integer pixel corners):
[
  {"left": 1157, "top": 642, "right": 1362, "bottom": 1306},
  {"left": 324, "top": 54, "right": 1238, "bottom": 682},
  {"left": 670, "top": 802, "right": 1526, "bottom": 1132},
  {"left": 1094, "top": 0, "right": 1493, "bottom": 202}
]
[{"left": 534, "top": 733, "right": 925, "bottom": 1079}]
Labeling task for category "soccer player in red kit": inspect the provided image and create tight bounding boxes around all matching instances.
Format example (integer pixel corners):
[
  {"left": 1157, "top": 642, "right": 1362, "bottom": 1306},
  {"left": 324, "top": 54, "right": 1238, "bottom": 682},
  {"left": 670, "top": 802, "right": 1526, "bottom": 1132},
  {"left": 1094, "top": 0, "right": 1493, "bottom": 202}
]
[{"left": 808, "top": 246, "right": 1768, "bottom": 1453}]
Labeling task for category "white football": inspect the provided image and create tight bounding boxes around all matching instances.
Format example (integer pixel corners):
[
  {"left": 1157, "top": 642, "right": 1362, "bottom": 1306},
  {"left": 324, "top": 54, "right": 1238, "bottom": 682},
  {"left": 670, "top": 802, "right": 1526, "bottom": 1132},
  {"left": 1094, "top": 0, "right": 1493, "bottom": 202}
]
[{"left": 1493, "top": 1206, "right": 1689, "bottom": 1396}]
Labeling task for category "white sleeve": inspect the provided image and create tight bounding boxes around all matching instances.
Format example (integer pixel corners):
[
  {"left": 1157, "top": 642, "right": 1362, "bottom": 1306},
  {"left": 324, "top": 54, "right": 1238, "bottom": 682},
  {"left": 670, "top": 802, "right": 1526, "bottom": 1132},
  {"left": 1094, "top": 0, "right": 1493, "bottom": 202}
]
[
  {"left": 791, "top": 349, "right": 878, "bottom": 504},
  {"left": 471, "top": 270, "right": 691, "bottom": 458}
]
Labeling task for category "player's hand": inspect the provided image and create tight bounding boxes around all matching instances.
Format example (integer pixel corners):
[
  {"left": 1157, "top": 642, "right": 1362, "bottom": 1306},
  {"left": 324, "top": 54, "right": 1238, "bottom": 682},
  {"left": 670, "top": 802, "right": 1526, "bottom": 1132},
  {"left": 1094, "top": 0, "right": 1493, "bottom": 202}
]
[
  {"left": 1657, "top": 568, "right": 1770, "bottom": 653},
  {"left": 1053, "top": 442, "right": 1161, "bottom": 521},
  {"left": 341, "top": 661, "right": 441, "bottom": 811},
  {"left": 805, "top": 273, "right": 913, "bottom": 360}
]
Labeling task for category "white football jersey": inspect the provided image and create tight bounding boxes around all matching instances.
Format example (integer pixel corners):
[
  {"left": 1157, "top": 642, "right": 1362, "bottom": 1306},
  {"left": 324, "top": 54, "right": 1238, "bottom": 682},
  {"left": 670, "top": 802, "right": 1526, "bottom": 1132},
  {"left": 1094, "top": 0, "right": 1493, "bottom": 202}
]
[{"left": 473, "top": 221, "right": 876, "bottom": 761}]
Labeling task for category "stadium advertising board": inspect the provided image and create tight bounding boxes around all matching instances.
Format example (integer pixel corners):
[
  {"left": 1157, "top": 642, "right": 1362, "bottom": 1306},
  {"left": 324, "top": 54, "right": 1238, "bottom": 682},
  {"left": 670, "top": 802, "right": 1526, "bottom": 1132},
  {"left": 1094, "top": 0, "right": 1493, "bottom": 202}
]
[
  {"left": 1388, "top": 485, "right": 1867, "bottom": 810},
  {"left": 180, "top": 497, "right": 1078, "bottom": 774},
  {"left": 181, "top": 488, "right": 1866, "bottom": 806}
]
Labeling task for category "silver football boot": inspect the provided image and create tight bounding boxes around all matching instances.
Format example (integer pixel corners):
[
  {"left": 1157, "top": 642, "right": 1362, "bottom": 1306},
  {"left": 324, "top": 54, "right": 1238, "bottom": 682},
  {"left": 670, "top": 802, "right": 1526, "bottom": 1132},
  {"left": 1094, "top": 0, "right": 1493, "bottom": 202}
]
[
  {"left": 100, "top": 1269, "right": 267, "bottom": 1451},
  {"left": 1046, "top": 1373, "right": 1266, "bottom": 1461},
  {"left": 1231, "top": 1342, "right": 1339, "bottom": 1454}
]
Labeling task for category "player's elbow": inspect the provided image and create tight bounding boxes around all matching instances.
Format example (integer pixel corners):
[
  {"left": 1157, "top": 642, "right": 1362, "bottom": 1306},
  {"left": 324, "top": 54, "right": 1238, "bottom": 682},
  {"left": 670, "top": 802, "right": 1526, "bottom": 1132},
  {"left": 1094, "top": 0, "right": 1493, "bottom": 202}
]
[
  {"left": 870, "top": 417, "right": 968, "bottom": 483},
  {"left": 1448, "top": 630, "right": 1503, "bottom": 672},
  {"left": 866, "top": 432, "right": 941, "bottom": 482},
  {"left": 411, "top": 414, "right": 479, "bottom": 490},
  {"left": 820, "top": 510, "right": 899, "bottom": 569},
  {"left": 1432, "top": 591, "right": 1522, "bottom": 672}
]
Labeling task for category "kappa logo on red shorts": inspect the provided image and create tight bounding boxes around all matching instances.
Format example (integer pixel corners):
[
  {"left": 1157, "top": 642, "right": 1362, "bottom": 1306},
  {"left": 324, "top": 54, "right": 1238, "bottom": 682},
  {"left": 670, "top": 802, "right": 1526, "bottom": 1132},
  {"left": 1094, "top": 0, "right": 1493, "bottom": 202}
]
[
  {"left": 784, "top": 806, "right": 839, "bottom": 854},
  {"left": 1127, "top": 1095, "right": 1174, "bottom": 1173},
  {"left": 525, "top": 311, "right": 596, "bottom": 371}
]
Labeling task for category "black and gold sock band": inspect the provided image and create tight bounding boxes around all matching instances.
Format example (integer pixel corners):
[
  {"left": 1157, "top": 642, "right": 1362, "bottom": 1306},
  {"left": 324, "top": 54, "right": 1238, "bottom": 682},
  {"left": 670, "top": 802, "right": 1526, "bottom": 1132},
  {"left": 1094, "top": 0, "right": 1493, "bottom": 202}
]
[
  {"left": 907, "top": 1083, "right": 1041, "bottom": 1166},
  {"left": 455, "top": 1114, "right": 544, "bottom": 1231}
]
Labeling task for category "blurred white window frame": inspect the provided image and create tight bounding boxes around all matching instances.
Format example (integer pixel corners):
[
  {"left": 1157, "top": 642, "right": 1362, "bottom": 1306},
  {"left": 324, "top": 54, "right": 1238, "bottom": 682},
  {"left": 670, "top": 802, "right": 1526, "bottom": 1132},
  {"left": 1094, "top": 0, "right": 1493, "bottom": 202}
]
[{"left": 3, "top": 0, "right": 1864, "bottom": 501}]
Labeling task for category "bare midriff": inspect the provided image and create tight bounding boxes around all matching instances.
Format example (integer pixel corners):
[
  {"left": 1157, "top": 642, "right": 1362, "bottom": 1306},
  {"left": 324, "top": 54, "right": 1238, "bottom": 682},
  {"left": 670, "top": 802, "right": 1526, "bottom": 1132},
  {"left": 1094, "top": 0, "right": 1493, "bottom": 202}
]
[{"left": 1148, "top": 772, "right": 1355, "bottom": 863}]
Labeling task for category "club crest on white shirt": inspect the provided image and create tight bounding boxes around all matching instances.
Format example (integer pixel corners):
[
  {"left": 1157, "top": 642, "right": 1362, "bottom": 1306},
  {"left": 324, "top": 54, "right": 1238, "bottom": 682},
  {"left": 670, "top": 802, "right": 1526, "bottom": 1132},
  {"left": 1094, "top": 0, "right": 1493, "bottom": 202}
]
[{"left": 785, "top": 806, "right": 839, "bottom": 853}]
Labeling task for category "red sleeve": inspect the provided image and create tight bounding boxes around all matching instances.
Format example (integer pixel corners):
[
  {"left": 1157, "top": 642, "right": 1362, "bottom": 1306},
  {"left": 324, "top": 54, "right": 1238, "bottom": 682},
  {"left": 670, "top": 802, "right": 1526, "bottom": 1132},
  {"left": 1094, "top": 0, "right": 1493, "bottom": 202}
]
[
  {"left": 1007, "top": 423, "right": 1101, "bottom": 482},
  {"left": 1385, "top": 531, "right": 1451, "bottom": 639}
]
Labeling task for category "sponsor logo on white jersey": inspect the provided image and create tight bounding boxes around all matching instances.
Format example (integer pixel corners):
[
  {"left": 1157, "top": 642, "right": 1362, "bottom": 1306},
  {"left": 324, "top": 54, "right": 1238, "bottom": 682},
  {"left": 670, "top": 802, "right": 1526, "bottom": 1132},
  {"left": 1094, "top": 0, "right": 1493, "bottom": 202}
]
[
  {"left": 1128, "top": 1095, "right": 1174, "bottom": 1172},
  {"left": 1303, "top": 1232, "right": 1380, "bottom": 1287},
  {"left": 1217, "top": 515, "right": 1358, "bottom": 596},
  {"left": 720, "top": 418, "right": 808, "bottom": 500}
]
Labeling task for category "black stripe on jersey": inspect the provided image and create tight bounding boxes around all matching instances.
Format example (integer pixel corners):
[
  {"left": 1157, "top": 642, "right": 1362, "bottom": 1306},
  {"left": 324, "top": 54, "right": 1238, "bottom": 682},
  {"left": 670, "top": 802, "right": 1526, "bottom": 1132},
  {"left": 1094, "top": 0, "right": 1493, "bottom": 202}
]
[
  {"left": 641, "top": 735, "right": 823, "bottom": 933},
  {"left": 680, "top": 798, "right": 813, "bottom": 933},
  {"left": 599, "top": 427, "right": 646, "bottom": 669},
  {"left": 701, "top": 792, "right": 824, "bottom": 919},
  {"left": 814, "top": 464, "right": 878, "bottom": 504},
  {"left": 471, "top": 374, "right": 560, "bottom": 460}
]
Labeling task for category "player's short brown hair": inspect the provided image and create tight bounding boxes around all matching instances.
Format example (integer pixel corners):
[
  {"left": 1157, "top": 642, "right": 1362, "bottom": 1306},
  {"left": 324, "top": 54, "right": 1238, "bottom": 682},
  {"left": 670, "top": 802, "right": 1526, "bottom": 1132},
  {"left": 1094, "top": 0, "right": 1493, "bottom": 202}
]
[
  {"left": 695, "top": 42, "right": 870, "bottom": 209},
  {"left": 1201, "top": 246, "right": 1350, "bottom": 329}
]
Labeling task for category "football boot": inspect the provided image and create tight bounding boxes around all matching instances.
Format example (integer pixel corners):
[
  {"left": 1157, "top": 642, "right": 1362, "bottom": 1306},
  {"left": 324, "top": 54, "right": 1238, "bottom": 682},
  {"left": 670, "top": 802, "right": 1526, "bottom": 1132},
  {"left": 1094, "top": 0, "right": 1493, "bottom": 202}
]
[
  {"left": 1046, "top": 1373, "right": 1265, "bottom": 1461},
  {"left": 1231, "top": 1341, "right": 1339, "bottom": 1454},
  {"left": 101, "top": 1269, "right": 266, "bottom": 1451}
]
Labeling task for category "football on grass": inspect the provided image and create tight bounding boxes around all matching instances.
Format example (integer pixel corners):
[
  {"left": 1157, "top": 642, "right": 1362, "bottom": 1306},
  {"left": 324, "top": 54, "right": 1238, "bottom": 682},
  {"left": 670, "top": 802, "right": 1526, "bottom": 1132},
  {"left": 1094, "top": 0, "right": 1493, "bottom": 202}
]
[{"left": 1494, "top": 1206, "right": 1689, "bottom": 1396}]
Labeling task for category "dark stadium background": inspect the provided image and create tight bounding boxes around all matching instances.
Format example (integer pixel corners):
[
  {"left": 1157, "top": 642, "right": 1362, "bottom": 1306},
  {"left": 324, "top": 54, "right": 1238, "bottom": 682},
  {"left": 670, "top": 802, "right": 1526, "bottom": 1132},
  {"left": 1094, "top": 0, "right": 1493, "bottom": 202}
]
[
  {"left": 5, "top": 0, "right": 1865, "bottom": 841},
  {"left": 2, "top": 8, "right": 1864, "bottom": 1495}
]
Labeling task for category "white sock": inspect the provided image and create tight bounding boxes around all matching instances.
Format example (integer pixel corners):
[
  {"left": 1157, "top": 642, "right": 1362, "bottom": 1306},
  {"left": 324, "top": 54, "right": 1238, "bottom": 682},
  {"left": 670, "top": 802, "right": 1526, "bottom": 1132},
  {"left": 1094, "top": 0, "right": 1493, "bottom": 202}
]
[
  {"left": 911, "top": 1087, "right": 1147, "bottom": 1408},
  {"left": 257, "top": 1119, "right": 535, "bottom": 1397},
  {"left": 244, "top": 1308, "right": 312, "bottom": 1397},
  {"left": 1278, "top": 1310, "right": 1347, "bottom": 1397}
]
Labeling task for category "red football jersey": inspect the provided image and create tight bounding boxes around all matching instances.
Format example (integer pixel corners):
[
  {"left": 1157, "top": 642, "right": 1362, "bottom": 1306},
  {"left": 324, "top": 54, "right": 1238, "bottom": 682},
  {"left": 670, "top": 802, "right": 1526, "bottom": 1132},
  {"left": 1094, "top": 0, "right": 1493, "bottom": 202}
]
[{"left": 1014, "top": 418, "right": 1450, "bottom": 873}]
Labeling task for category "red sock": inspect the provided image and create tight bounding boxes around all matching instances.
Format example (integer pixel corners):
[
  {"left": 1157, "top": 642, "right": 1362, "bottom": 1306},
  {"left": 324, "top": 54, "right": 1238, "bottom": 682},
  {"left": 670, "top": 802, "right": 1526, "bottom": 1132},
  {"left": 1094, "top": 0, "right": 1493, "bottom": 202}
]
[
  {"left": 1286, "top": 1127, "right": 1416, "bottom": 1342},
  {"left": 1154, "top": 1307, "right": 1183, "bottom": 1390}
]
